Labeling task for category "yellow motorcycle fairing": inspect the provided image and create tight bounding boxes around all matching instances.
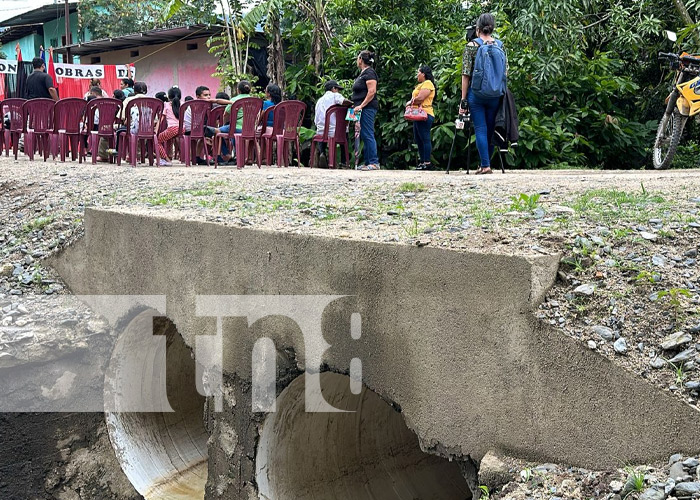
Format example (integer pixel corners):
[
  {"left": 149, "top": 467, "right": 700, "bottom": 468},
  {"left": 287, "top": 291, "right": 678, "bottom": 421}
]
[{"left": 676, "top": 75, "right": 700, "bottom": 116}]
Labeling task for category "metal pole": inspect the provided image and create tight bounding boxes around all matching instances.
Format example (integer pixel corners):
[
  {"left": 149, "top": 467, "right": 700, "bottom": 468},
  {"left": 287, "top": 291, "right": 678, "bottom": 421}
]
[{"left": 64, "top": 0, "right": 71, "bottom": 63}]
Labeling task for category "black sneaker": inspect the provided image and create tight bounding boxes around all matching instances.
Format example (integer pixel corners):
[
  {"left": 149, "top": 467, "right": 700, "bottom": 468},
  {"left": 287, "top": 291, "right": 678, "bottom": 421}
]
[{"left": 195, "top": 157, "right": 208, "bottom": 166}]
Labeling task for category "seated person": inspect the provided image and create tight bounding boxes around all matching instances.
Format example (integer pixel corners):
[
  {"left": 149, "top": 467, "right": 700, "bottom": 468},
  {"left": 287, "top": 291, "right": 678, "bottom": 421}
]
[
  {"left": 263, "top": 83, "right": 283, "bottom": 128},
  {"left": 314, "top": 80, "right": 352, "bottom": 159},
  {"left": 205, "top": 81, "right": 253, "bottom": 164},
  {"left": 120, "top": 78, "right": 135, "bottom": 97},
  {"left": 113, "top": 89, "right": 126, "bottom": 101},
  {"left": 108, "top": 81, "right": 148, "bottom": 155},
  {"left": 84, "top": 78, "right": 108, "bottom": 99}
]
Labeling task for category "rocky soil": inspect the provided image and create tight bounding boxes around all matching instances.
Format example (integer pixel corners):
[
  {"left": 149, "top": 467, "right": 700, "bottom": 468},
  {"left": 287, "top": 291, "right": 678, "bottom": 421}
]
[{"left": 1, "top": 156, "right": 700, "bottom": 498}]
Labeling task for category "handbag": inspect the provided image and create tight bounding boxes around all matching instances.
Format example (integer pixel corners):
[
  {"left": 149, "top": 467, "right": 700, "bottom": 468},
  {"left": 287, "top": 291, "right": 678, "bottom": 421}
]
[
  {"left": 346, "top": 108, "right": 362, "bottom": 122},
  {"left": 404, "top": 102, "right": 428, "bottom": 122}
]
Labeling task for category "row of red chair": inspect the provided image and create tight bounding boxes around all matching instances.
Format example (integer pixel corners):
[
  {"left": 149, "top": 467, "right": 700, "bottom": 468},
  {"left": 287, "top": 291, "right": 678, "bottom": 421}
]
[{"left": 0, "top": 97, "right": 318, "bottom": 168}]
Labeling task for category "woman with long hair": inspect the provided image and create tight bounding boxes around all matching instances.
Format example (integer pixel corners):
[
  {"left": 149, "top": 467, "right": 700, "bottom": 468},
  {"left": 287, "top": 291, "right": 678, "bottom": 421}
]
[
  {"left": 409, "top": 65, "right": 436, "bottom": 170},
  {"left": 263, "top": 83, "right": 283, "bottom": 127},
  {"left": 351, "top": 50, "right": 379, "bottom": 170},
  {"left": 156, "top": 86, "right": 182, "bottom": 166}
]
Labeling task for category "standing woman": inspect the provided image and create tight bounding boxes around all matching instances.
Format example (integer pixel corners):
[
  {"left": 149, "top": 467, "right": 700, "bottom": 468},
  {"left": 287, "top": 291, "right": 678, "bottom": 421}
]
[
  {"left": 410, "top": 65, "right": 436, "bottom": 170},
  {"left": 351, "top": 50, "right": 380, "bottom": 170},
  {"left": 156, "top": 86, "right": 181, "bottom": 166},
  {"left": 459, "top": 13, "right": 506, "bottom": 174}
]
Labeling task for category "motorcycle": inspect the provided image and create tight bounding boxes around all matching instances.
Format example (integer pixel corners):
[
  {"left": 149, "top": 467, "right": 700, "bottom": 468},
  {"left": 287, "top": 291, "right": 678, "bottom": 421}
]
[{"left": 653, "top": 32, "right": 700, "bottom": 169}]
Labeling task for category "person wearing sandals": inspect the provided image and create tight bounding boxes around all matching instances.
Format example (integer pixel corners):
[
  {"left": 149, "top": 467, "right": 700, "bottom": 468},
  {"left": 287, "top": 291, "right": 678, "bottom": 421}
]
[
  {"left": 351, "top": 50, "right": 380, "bottom": 170},
  {"left": 459, "top": 13, "right": 506, "bottom": 174},
  {"left": 409, "top": 65, "right": 436, "bottom": 170}
]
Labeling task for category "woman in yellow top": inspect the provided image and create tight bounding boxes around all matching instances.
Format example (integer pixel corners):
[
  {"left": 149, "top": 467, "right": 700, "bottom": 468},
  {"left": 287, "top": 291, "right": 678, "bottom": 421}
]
[{"left": 409, "top": 65, "right": 436, "bottom": 170}]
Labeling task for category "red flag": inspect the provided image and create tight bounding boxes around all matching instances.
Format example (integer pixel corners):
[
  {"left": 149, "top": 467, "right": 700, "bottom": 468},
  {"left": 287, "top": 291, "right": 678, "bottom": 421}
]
[
  {"left": 47, "top": 47, "right": 57, "bottom": 84},
  {"left": 15, "top": 42, "right": 21, "bottom": 62}
]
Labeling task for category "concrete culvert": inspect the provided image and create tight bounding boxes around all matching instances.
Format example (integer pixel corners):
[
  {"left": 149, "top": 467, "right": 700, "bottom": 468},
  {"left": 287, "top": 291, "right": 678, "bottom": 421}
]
[
  {"left": 106, "top": 313, "right": 208, "bottom": 500},
  {"left": 256, "top": 372, "right": 471, "bottom": 500}
]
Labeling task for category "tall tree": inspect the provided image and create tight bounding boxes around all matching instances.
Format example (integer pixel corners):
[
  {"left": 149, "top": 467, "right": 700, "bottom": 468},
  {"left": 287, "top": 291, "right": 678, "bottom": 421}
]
[{"left": 80, "top": 0, "right": 216, "bottom": 39}]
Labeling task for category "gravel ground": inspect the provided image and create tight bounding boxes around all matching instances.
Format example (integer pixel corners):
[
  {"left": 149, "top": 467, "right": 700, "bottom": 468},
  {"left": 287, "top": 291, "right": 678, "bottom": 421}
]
[{"left": 2, "top": 156, "right": 700, "bottom": 498}]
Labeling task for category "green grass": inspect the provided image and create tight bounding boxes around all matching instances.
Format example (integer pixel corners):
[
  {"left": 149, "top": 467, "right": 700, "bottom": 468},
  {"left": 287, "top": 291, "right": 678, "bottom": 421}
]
[
  {"left": 509, "top": 192, "right": 541, "bottom": 211},
  {"left": 397, "top": 182, "right": 426, "bottom": 193},
  {"left": 623, "top": 467, "right": 645, "bottom": 495},
  {"left": 23, "top": 216, "right": 55, "bottom": 233},
  {"left": 567, "top": 187, "right": 668, "bottom": 224},
  {"left": 403, "top": 218, "right": 419, "bottom": 237},
  {"left": 146, "top": 193, "right": 175, "bottom": 206}
]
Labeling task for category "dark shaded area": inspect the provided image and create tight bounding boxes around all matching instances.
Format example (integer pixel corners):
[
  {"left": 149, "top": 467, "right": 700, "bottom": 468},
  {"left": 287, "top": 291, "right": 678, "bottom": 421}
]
[{"left": 0, "top": 412, "right": 143, "bottom": 499}]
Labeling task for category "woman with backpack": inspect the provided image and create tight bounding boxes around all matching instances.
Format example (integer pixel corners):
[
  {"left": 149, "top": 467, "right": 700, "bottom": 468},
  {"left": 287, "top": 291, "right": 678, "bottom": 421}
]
[{"left": 459, "top": 13, "right": 507, "bottom": 174}]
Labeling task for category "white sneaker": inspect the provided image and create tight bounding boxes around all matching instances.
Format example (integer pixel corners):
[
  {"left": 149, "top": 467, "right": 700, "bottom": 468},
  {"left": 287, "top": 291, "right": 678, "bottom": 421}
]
[{"left": 158, "top": 159, "right": 172, "bottom": 166}]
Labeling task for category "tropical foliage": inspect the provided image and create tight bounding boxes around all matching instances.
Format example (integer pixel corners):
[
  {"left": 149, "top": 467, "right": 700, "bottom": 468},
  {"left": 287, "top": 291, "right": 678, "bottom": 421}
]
[
  {"left": 110, "top": 0, "right": 700, "bottom": 168},
  {"left": 78, "top": 0, "right": 216, "bottom": 40}
]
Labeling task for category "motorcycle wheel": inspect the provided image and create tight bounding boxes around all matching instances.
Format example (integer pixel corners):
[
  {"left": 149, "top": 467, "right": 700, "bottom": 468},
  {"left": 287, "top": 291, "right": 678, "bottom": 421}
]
[{"left": 652, "top": 110, "right": 687, "bottom": 169}]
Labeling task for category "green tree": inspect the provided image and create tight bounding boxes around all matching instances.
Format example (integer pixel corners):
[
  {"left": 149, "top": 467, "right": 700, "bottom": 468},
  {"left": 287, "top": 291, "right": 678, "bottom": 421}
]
[{"left": 79, "top": 0, "right": 216, "bottom": 40}]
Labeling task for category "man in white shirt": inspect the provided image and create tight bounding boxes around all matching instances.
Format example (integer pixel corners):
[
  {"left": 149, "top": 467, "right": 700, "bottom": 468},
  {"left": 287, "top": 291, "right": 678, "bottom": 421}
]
[
  {"left": 315, "top": 80, "right": 352, "bottom": 139},
  {"left": 314, "top": 80, "right": 352, "bottom": 166}
]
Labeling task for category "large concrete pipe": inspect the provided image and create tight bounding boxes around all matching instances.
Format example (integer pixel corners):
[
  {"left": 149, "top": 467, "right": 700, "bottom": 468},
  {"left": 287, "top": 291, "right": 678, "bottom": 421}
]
[
  {"left": 256, "top": 372, "right": 471, "bottom": 500},
  {"left": 105, "top": 313, "right": 208, "bottom": 499}
]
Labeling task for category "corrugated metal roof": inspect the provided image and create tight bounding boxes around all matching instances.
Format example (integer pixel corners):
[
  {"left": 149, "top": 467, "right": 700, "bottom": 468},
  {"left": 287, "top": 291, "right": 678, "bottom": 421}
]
[
  {"left": 0, "top": 25, "right": 42, "bottom": 45},
  {"left": 53, "top": 24, "right": 225, "bottom": 56},
  {"left": 0, "top": 2, "right": 78, "bottom": 28}
]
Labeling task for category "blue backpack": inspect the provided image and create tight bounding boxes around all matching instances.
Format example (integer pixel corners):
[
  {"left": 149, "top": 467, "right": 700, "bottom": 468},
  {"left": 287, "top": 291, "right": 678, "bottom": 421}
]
[{"left": 471, "top": 38, "right": 507, "bottom": 99}]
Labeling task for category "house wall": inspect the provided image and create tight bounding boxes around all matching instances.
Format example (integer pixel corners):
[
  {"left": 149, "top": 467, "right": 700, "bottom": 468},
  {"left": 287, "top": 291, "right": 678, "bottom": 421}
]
[
  {"left": 43, "top": 12, "right": 84, "bottom": 63},
  {"left": 7, "top": 33, "right": 43, "bottom": 60},
  {"left": 80, "top": 39, "right": 221, "bottom": 97}
]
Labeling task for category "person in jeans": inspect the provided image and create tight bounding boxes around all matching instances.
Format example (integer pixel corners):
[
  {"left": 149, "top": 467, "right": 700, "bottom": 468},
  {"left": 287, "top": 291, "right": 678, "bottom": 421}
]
[
  {"left": 351, "top": 50, "right": 379, "bottom": 170},
  {"left": 459, "top": 13, "right": 506, "bottom": 174},
  {"left": 409, "top": 65, "right": 436, "bottom": 170}
]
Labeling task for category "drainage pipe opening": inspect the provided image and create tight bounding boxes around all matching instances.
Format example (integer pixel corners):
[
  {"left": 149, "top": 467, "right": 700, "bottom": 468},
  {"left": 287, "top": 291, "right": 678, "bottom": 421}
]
[
  {"left": 106, "top": 313, "right": 208, "bottom": 500},
  {"left": 256, "top": 372, "right": 471, "bottom": 499}
]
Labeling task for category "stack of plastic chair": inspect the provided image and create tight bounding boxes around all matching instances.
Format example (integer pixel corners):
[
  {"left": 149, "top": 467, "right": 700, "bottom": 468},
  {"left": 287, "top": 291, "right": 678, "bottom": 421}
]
[
  {"left": 310, "top": 105, "right": 351, "bottom": 168},
  {"left": 23, "top": 98, "right": 55, "bottom": 162},
  {"left": 51, "top": 98, "right": 86, "bottom": 162}
]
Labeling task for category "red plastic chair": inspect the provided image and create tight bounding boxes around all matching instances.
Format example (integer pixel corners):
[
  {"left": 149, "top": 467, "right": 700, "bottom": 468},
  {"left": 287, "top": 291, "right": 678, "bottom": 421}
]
[
  {"left": 117, "top": 97, "right": 163, "bottom": 167},
  {"left": 82, "top": 98, "right": 122, "bottom": 164},
  {"left": 51, "top": 98, "right": 86, "bottom": 162},
  {"left": 260, "top": 106, "right": 286, "bottom": 166},
  {"left": 2, "top": 98, "right": 26, "bottom": 159},
  {"left": 274, "top": 100, "right": 306, "bottom": 168},
  {"left": 256, "top": 105, "right": 275, "bottom": 162},
  {"left": 215, "top": 97, "right": 263, "bottom": 169},
  {"left": 23, "top": 99, "right": 55, "bottom": 162},
  {"left": 310, "top": 105, "right": 351, "bottom": 168},
  {"left": 178, "top": 100, "right": 212, "bottom": 167},
  {"left": 207, "top": 106, "right": 226, "bottom": 128}
]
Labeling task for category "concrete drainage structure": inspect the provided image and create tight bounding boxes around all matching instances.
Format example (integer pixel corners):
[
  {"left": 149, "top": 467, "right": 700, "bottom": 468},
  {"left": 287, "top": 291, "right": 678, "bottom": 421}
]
[{"left": 50, "top": 208, "right": 700, "bottom": 500}]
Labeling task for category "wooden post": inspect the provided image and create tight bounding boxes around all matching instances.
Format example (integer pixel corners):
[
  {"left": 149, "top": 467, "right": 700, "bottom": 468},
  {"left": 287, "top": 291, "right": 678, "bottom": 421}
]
[{"left": 64, "top": 0, "right": 71, "bottom": 63}]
